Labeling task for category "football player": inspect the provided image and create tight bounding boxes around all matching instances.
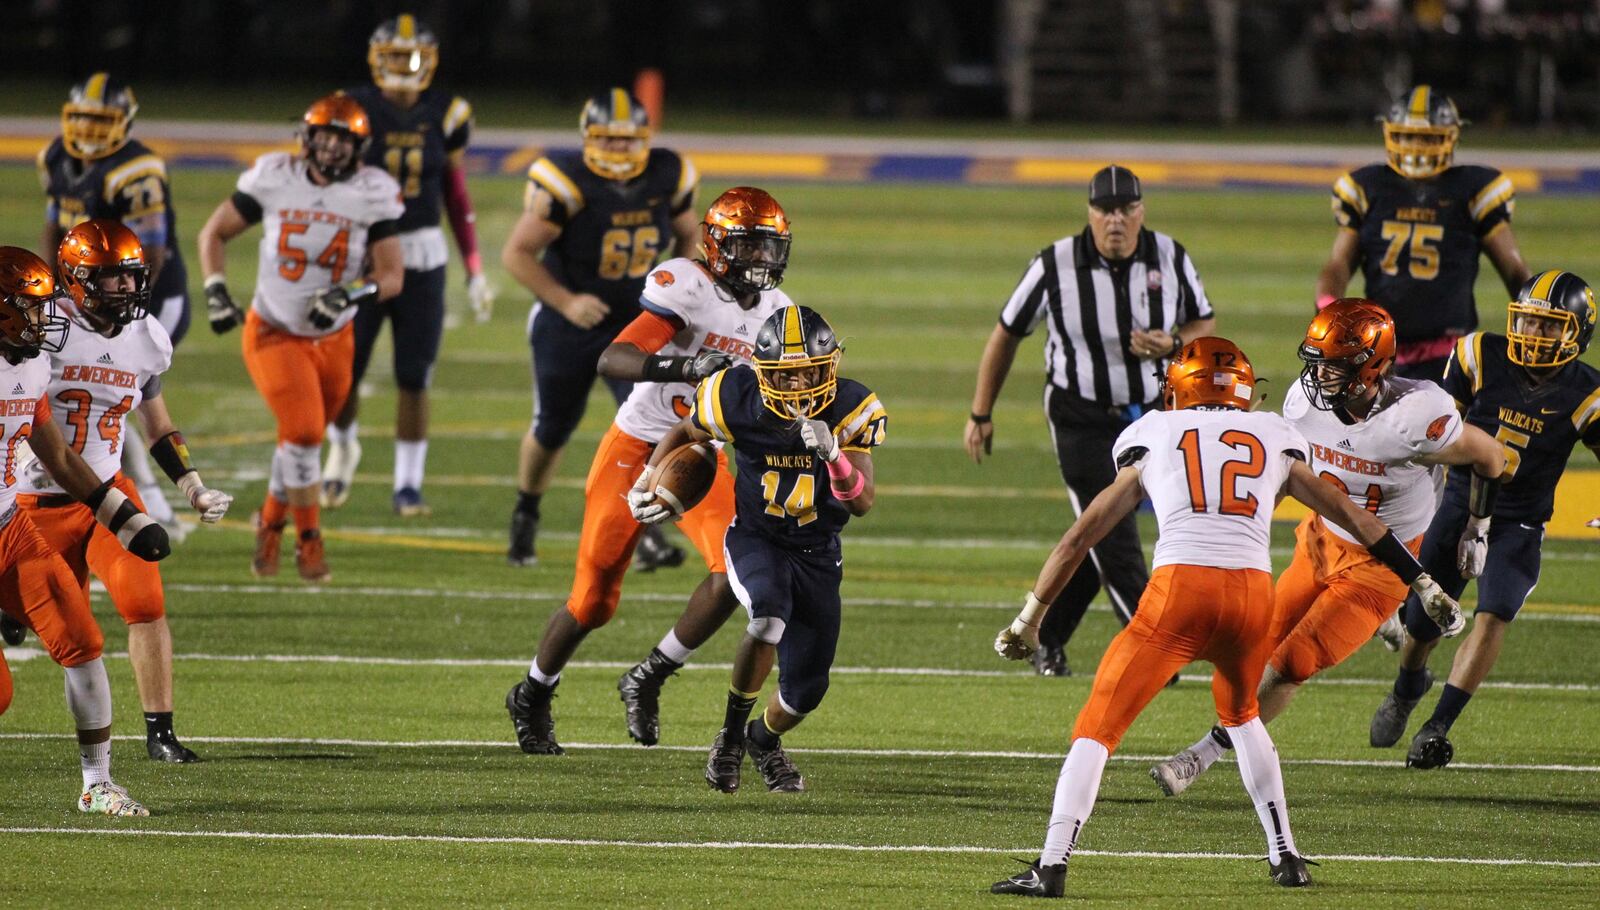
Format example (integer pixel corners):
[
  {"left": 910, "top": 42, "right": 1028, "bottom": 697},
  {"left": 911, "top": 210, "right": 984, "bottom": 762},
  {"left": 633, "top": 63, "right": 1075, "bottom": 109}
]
[
  {"left": 39, "top": 73, "right": 189, "bottom": 532},
  {"left": 505, "top": 187, "right": 793, "bottom": 754},
  {"left": 500, "top": 88, "right": 700, "bottom": 569},
  {"left": 1316, "top": 85, "right": 1531, "bottom": 382},
  {"left": 1370, "top": 270, "right": 1600, "bottom": 768},
  {"left": 322, "top": 13, "right": 493, "bottom": 517},
  {"left": 1147, "top": 301, "right": 1503, "bottom": 797},
  {"left": 988, "top": 337, "right": 1462, "bottom": 896},
  {"left": 632, "top": 305, "right": 886, "bottom": 794},
  {"left": 0, "top": 245, "right": 169, "bottom": 816},
  {"left": 197, "top": 95, "right": 404, "bottom": 582}
]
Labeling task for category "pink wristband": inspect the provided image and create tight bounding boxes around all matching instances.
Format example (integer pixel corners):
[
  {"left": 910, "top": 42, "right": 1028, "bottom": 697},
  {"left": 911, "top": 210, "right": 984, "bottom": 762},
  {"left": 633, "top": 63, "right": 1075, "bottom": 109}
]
[
  {"left": 1315, "top": 293, "right": 1337, "bottom": 310},
  {"left": 464, "top": 251, "right": 484, "bottom": 276},
  {"left": 828, "top": 459, "right": 867, "bottom": 500},
  {"left": 825, "top": 457, "right": 853, "bottom": 480}
]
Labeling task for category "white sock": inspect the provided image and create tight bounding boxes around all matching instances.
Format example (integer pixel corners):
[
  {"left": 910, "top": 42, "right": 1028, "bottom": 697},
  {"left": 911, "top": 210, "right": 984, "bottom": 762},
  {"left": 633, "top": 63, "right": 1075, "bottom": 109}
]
[
  {"left": 63, "top": 658, "right": 112, "bottom": 729},
  {"left": 1188, "top": 728, "right": 1228, "bottom": 772},
  {"left": 394, "top": 439, "right": 428, "bottom": 492},
  {"left": 1226, "top": 717, "right": 1298, "bottom": 863},
  {"left": 326, "top": 422, "right": 357, "bottom": 446},
  {"left": 268, "top": 448, "right": 287, "bottom": 499},
  {"left": 656, "top": 629, "right": 694, "bottom": 664},
  {"left": 80, "top": 738, "right": 111, "bottom": 789},
  {"left": 1040, "top": 737, "right": 1108, "bottom": 865},
  {"left": 528, "top": 658, "right": 560, "bottom": 686}
]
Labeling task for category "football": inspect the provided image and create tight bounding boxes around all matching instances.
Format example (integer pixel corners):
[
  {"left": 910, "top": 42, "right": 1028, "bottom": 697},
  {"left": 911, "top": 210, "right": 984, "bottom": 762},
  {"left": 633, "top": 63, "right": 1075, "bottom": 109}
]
[{"left": 651, "top": 442, "right": 718, "bottom": 517}]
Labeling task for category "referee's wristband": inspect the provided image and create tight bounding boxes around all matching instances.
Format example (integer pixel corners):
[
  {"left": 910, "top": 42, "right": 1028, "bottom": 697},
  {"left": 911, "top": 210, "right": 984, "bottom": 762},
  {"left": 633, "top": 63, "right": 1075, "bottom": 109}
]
[{"left": 970, "top": 413, "right": 992, "bottom": 424}]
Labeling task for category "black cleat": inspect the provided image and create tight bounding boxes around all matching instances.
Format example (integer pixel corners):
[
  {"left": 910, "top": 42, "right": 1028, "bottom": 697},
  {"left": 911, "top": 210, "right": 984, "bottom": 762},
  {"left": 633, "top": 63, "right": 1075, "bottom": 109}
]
[
  {"left": 1031, "top": 643, "right": 1070, "bottom": 677},
  {"left": 745, "top": 723, "right": 805, "bottom": 792},
  {"left": 705, "top": 728, "right": 745, "bottom": 793},
  {"left": 633, "top": 525, "right": 685, "bottom": 572},
  {"left": 506, "top": 677, "right": 564, "bottom": 755},
  {"left": 1371, "top": 668, "right": 1433, "bottom": 747},
  {"left": 1406, "top": 720, "right": 1454, "bottom": 769},
  {"left": 617, "top": 649, "right": 681, "bottom": 746},
  {"left": 146, "top": 732, "right": 200, "bottom": 763},
  {"left": 0, "top": 614, "right": 26, "bottom": 646},
  {"left": 990, "top": 858, "right": 1067, "bottom": 897},
  {"left": 1268, "top": 852, "right": 1315, "bottom": 887},
  {"left": 507, "top": 511, "right": 538, "bottom": 567}
]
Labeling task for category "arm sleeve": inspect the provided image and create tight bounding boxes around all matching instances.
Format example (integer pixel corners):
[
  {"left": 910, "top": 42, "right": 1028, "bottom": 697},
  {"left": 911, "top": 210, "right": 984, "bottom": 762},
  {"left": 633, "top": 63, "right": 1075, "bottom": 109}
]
[
  {"left": 442, "top": 162, "right": 480, "bottom": 268},
  {"left": 1331, "top": 172, "right": 1367, "bottom": 230},
  {"left": 613, "top": 310, "right": 684, "bottom": 354},
  {"left": 997, "top": 253, "right": 1050, "bottom": 337},
  {"left": 140, "top": 374, "right": 162, "bottom": 400},
  {"left": 368, "top": 218, "right": 401, "bottom": 242},
  {"left": 1469, "top": 171, "right": 1515, "bottom": 237},
  {"left": 230, "top": 191, "right": 263, "bottom": 226}
]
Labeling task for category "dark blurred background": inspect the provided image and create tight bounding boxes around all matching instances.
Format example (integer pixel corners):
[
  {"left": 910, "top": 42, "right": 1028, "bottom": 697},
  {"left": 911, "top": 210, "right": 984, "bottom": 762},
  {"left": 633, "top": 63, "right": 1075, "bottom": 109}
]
[{"left": 7, "top": 0, "right": 1599, "bottom": 128}]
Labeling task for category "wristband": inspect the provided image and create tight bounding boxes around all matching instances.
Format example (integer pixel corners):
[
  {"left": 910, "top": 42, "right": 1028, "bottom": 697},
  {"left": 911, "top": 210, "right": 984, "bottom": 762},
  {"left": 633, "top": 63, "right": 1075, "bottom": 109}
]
[
  {"left": 1316, "top": 293, "right": 1337, "bottom": 310},
  {"left": 832, "top": 467, "right": 867, "bottom": 501},
  {"left": 1366, "top": 530, "right": 1424, "bottom": 585},
  {"left": 464, "top": 251, "right": 484, "bottom": 276},
  {"left": 1018, "top": 592, "right": 1049, "bottom": 627},
  {"left": 1467, "top": 470, "right": 1500, "bottom": 520},
  {"left": 341, "top": 280, "right": 380, "bottom": 307},
  {"left": 970, "top": 413, "right": 992, "bottom": 424},
  {"left": 825, "top": 457, "right": 854, "bottom": 481},
  {"left": 149, "top": 431, "right": 197, "bottom": 483},
  {"left": 204, "top": 273, "right": 228, "bottom": 291},
  {"left": 1168, "top": 330, "right": 1183, "bottom": 357},
  {"left": 640, "top": 355, "right": 690, "bottom": 382}
]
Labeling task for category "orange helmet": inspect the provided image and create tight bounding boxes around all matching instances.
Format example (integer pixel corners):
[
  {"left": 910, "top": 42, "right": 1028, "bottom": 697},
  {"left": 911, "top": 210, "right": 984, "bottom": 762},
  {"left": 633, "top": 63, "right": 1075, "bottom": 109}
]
[
  {"left": 300, "top": 94, "right": 372, "bottom": 181},
  {"left": 702, "top": 187, "right": 792, "bottom": 297},
  {"left": 0, "top": 247, "right": 69, "bottom": 361},
  {"left": 1162, "top": 336, "right": 1257, "bottom": 411},
  {"left": 1297, "top": 299, "right": 1396, "bottom": 411},
  {"left": 57, "top": 219, "right": 150, "bottom": 329}
]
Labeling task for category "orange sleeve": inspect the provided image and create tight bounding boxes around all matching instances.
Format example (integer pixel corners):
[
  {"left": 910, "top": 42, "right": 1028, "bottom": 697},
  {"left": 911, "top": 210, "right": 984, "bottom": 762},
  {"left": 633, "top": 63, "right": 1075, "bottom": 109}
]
[
  {"left": 33, "top": 394, "right": 51, "bottom": 423},
  {"left": 612, "top": 310, "right": 683, "bottom": 354}
]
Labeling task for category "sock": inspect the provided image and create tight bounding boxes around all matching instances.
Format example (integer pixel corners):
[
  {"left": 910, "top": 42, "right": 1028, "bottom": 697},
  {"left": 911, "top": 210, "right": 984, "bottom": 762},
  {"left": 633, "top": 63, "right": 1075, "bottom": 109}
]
[
  {"left": 1395, "top": 665, "right": 1430, "bottom": 700},
  {"left": 516, "top": 491, "right": 542, "bottom": 518},
  {"left": 1040, "top": 737, "right": 1108, "bottom": 865},
  {"left": 63, "top": 658, "right": 112, "bottom": 729},
  {"left": 527, "top": 659, "right": 560, "bottom": 687},
  {"left": 1226, "top": 718, "right": 1298, "bottom": 864},
  {"left": 261, "top": 492, "right": 289, "bottom": 529},
  {"left": 291, "top": 504, "right": 319, "bottom": 536},
  {"left": 144, "top": 711, "right": 174, "bottom": 739},
  {"left": 1185, "top": 725, "right": 1230, "bottom": 774},
  {"left": 747, "top": 714, "right": 780, "bottom": 750},
  {"left": 1428, "top": 684, "right": 1472, "bottom": 732},
  {"left": 268, "top": 449, "right": 287, "bottom": 499},
  {"left": 326, "top": 422, "right": 357, "bottom": 446},
  {"left": 80, "top": 738, "right": 111, "bottom": 790},
  {"left": 394, "top": 439, "right": 428, "bottom": 492},
  {"left": 656, "top": 630, "right": 694, "bottom": 665},
  {"left": 722, "top": 689, "right": 758, "bottom": 743}
]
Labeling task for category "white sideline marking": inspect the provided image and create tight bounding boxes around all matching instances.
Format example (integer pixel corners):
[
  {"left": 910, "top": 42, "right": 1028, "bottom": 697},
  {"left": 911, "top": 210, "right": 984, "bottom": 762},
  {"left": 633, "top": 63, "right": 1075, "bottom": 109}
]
[
  {"left": 1, "top": 733, "right": 1596, "bottom": 773},
  {"left": 2, "top": 826, "right": 1597, "bottom": 867}
]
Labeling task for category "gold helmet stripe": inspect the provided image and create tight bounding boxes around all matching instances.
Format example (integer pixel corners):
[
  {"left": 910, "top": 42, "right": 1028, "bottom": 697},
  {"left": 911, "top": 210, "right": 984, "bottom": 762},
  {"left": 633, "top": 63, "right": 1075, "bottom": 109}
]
[
  {"left": 782, "top": 306, "right": 803, "bottom": 351},
  {"left": 1408, "top": 85, "right": 1430, "bottom": 120},
  {"left": 84, "top": 72, "right": 109, "bottom": 104},
  {"left": 612, "top": 88, "right": 631, "bottom": 122},
  {"left": 1529, "top": 270, "right": 1562, "bottom": 303},
  {"left": 397, "top": 13, "right": 416, "bottom": 39}
]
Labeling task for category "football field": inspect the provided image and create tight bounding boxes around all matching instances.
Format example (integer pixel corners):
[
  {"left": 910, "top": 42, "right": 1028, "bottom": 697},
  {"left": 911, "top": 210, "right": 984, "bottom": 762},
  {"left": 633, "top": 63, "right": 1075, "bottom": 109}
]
[{"left": 1, "top": 163, "right": 1598, "bottom": 906}]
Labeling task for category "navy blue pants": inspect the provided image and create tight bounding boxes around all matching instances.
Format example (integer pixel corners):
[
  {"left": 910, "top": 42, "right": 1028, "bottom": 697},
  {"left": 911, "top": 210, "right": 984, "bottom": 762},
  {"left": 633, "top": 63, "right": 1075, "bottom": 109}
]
[
  {"left": 1403, "top": 492, "right": 1545, "bottom": 643},
  {"left": 351, "top": 265, "right": 447, "bottom": 393},
  {"left": 723, "top": 519, "right": 843, "bottom": 716},
  {"left": 527, "top": 305, "right": 631, "bottom": 450},
  {"left": 150, "top": 251, "right": 190, "bottom": 345}
]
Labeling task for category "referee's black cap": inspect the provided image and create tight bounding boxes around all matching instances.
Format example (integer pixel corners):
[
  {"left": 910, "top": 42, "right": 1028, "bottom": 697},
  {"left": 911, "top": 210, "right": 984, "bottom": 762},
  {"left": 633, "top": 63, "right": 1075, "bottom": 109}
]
[{"left": 1089, "top": 165, "right": 1142, "bottom": 208}]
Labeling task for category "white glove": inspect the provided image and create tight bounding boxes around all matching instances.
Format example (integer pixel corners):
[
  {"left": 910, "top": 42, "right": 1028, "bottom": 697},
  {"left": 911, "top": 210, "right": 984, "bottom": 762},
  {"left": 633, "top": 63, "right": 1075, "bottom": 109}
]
[
  {"left": 627, "top": 468, "right": 675, "bottom": 525},
  {"left": 1456, "top": 516, "right": 1489, "bottom": 579},
  {"left": 799, "top": 418, "right": 840, "bottom": 464},
  {"left": 178, "top": 473, "right": 233, "bottom": 524},
  {"left": 995, "top": 617, "right": 1041, "bottom": 661},
  {"left": 467, "top": 273, "right": 495, "bottom": 323},
  {"left": 1412, "top": 572, "right": 1465, "bottom": 638}
]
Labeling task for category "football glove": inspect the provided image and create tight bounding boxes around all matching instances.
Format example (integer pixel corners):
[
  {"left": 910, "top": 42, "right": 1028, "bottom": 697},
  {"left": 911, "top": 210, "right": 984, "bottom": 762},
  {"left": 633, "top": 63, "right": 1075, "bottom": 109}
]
[
  {"left": 627, "top": 467, "right": 676, "bottom": 525},
  {"left": 1411, "top": 573, "right": 1465, "bottom": 638},
  {"left": 799, "top": 418, "right": 840, "bottom": 464},
  {"left": 684, "top": 350, "right": 735, "bottom": 382},
  {"left": 994, "top": 617, "right": 1041, "bottom": 661},
  {"left": 1456, "top": 516, "right": 1489, "bottom": 580},
  {"left": 467, "top": 272, "right": 495, "bottom": 323},
  {"left": 205, "top": 277, "right": 243, "bottom": 335},
  {"left": 307, "top": 284, "right": 356, "bottom": 330},
  {"left": 177, "top": 473, "right": 233, "bottom": 524}
]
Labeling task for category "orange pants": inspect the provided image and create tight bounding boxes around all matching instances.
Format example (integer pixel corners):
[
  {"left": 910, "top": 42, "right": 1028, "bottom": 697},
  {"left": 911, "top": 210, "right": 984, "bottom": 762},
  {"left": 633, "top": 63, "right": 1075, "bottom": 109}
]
[
  {"left": 566, "top": 424, "right": 735, "bottom": 629},
  {"left": 1269, "top": 515, "right": 1417, "bottom": 683},
  {"left": 18, "top": 473, "right": 164, "bottom": 625},
  {"left": 241, "top": 309, "right": 354, "bottom": 447},
  {"left": 0, "top": 509, "right": 103, "bottom": 668},
  {"left": 1072, "top": 563, "right": 1275, "bottom": 752}
]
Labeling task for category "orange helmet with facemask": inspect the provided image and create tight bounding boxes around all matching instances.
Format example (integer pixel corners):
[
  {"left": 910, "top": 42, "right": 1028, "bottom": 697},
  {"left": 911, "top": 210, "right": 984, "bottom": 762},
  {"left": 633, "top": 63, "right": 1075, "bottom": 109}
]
[
  {"left": 1162, "top": 336, "right": 1256, "bottom": 411},
  {"left": 702, "top": 187, "right": 791, "bottom": 297},
  {"left": 1297, "top": 299, "right": 1396, "bottom": 411},
  {"left": 0, "top": 247, "right": 70, "bottom": 361},
  {"left": 300, "top": 95, "right": 373, "bottom": 182},
  {"left": 57, "top": 219, "right": 150, "bottom": 329}
]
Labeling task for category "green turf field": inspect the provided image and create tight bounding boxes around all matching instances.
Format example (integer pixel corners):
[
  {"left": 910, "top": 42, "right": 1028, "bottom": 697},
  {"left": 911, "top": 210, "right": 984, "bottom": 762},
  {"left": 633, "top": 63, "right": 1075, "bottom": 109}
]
[{"left": 0, "top": 163, "right": 1597, "bottom": 907}]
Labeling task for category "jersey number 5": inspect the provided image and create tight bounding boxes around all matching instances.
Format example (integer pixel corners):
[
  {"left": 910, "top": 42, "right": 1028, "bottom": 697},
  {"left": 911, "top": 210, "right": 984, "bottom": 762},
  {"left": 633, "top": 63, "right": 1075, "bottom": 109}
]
[
  {"left": 278, "top": 222, "right": 350, "bottom": 283},
  {"left": 1379, "top": 220, "right": 1444, "bottom": 281},
  {"left": 1177, "top": 428, "right": 1266, "bottom": 518}
]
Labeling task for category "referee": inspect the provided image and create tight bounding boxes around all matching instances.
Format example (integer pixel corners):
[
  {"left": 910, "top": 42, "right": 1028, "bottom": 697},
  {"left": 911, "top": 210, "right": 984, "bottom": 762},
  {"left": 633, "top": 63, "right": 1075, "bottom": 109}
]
[{"left": 965, "top": 165, "right": 1216, "bottom": 676}]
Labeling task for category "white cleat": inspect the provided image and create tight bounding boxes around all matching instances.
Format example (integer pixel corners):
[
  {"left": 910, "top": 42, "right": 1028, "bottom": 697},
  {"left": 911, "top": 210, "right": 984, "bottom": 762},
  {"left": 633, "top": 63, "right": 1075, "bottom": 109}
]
[
  {"left": 1374, "top": 610, "right": 1407, "bottom": 652},
  {"left": 79, "top": 781, "right": 150, "bottom": 817},
  {"left": 320, "top": 438, "right": 362, "bottom": 509},
  {"left": 1149, "top": 748, "right": 1205, "bottom": 797}
]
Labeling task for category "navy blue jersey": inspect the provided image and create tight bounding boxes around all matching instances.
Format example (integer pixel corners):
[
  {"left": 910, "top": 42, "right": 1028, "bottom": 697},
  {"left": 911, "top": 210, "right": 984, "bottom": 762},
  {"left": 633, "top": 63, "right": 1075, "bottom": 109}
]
[
  {"left": 1331, "top": 164, "right": 1514, "bottom": 343},
  {"left": 37, "top": 137, "right": 181, "bottom": 270},
  {"left": 343, "top": 85, "right": 471, "bottom": 233},
  {"left": 691, "top": 365, "right": 886, "bottom": 549},
  {"left": 1441, "top": 332, "right": 1600, "bottom": 523},
  {"left": 523, "top": 148, "right": 698, "bottom": 331}
]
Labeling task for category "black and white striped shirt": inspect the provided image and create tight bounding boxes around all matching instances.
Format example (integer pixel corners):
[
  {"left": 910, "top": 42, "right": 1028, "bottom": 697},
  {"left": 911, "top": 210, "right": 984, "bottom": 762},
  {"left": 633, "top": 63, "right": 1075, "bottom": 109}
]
[{"left": 999, "top": 227, "right": 1212, "bottom": 407}]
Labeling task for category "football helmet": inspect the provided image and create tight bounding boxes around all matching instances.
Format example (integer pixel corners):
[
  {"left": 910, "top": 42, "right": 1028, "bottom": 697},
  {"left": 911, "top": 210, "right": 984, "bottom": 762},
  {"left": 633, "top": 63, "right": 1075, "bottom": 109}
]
[
  {"left": 61, "top": 72, "right": 138, "bottom": 161},
  {"left": 752, "top": 305, "right": 841, "bottom": 419},
  {"left": 300, "top": 94, "right": 372, "bottom": 182},
  {"left": 580, "top": 88, "right": 651, "bottom": 181},
  {"left": 1162, "top": 336, "right": 1256, "bottom": 411},
  {"left": 1507, "top": 270, "right": 1595, "bottom": 369},
  {"left": 57, "top": 219, "right": 150, "bottom": 329},
  {"left": 1297, "top": 299, "right": 1397, "bottom": 411},
  {"left": 1382, "top": 85, "right": 1464, "bottom": 180},
  {"left": 0, "top": 247, "right": 70, "bottom": 360},
  {"left": 703, "top": 187, "right": 791, "bottom": 297},
  {"left": 368, "top": 13, "right": 438, "bottom": 93}
]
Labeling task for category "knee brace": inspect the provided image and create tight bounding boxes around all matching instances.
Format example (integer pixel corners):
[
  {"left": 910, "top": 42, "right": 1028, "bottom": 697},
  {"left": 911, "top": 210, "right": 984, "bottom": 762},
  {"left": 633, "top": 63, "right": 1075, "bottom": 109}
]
[
  {"left": 276, "top": 442, "right": 322, "bottom": 489},
  {"left": 746, "top": 615, "right": 786, "bottom": 645}
]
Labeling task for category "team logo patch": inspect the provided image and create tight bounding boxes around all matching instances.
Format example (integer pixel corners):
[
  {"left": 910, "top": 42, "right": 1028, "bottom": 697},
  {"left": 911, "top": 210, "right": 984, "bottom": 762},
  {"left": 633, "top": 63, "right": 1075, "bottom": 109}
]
[
  {"left": 1426, "top": 414, "right": 1453, "bottom": 441},
  {"left": 653, "top": 270, "right": 675, "bottom": 287},
  {"left": 1147, "top": 270, "right": 1162, "bottom": 292}
]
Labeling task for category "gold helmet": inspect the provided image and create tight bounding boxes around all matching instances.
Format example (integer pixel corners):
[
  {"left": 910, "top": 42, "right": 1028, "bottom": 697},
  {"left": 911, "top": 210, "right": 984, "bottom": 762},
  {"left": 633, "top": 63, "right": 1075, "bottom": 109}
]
[
  {"left": 368, "top": 14, "right": 439, "bottom": 93},
  {"left": 752, "top": 306, "right": 841, "bottom": 419},
  {"left": 1381, "top": 85, "right": 1464, "bottom": 180},
  {"left": 57, "top": 219, "right": 151, "bottom": 329},
  {"left": 0, "top": 247, "right": 70, "bottom": 360},
  {"left": 580, "top": 88, "right": 651, "bottom": 181},
  {"left": 1507, "top": 270, "right": 1596, "bottom": 369},
  {"left": 62, "top": 72, "right": 138, "bottom": 161}
]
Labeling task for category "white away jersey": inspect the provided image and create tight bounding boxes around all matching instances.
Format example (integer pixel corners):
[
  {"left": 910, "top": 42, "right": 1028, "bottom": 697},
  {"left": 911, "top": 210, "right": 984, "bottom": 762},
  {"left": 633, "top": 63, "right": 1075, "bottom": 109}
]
[
  {"left": 237, "top": 152, "right": 404, "bottom": 337},
  {"left": 1283, "top": 376, "right": 1462, "bottom": 544},
  {"left": 21, "top": 310, "right": 172, "bottom": 493},
  {"left": 613, "top": 258, "right": 794, "bottom": 443},
  {"left": 0, "top": 355, "right": 53, "bottom": 518},
  {"left": 1115, "top": 408, "right": 1310, "bottom": 573}
]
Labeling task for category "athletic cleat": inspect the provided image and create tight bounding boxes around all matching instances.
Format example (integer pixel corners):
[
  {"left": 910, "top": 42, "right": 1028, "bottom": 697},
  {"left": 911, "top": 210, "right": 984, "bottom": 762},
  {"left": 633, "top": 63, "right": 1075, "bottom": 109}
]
[
  {"left": 79, "top": 781, "right": 149, "bottom": 817},
  {"left": 1370, "top": 668, "right": 1433, "bottom": 747},
  {"left": 1406, "top": 720, "right": 1454, "bottom": 769},
  {"left": 320, "top": 438, "right": 362, "bottom": 508},
  {"left": 990, "top": 859, "right": 1067, "bottom": 897},
  {"left": 295, "top": 529, "right": 331, "bottom": 583},
  {"left": 745, "top": 725, "right": 805, "bottom": 792},
  {"left": 633, "top": 525, "right": 685, "bottom": 572},
  {"left": 393, "top": 486, "right": 431, "bottom": 517},
  {"left": 1031, "top": 642, "right": 1070, "bottom": 677},
  {"left": 617, "top": 650, "right": 681, "bottom": 746},
  {"left": 1374, "top": 610, "right": 1406, "bottom": 651},
  {"left": 1, "top": 614, "right": 26, "bottom": 646},
  {"left": 506, "top": 678, "right": 564, "bottom": 755},
  {"left": 705, "top": 728, "right": 745, "bottom": 792},
  {"left": 1150, "top": 748, "right": 1205, "bottom": 797},
  {"left": 1267, "top": 852, "right": 1315, "bottom": 887},
  {"left": 146, "top": 732, "right": 200, "bottom": 763},
  {"left": 250, "top": 511, "right": 286, "bottom": 578},
  {"left": 507, "top": 510, "right": 538, "bottom": 567}
]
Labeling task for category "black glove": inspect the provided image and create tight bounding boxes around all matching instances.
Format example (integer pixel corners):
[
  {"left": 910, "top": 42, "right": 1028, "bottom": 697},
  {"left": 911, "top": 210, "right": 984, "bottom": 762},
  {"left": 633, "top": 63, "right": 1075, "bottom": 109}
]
[
  {"left": 307, "top": 284, "right": 353, "bottom": 330},
  {"left": 205, "top": 278, "right": 243, "bottom": 335},
  {"left": 684, "top": 351, "right": 735, "bottom": 381}
]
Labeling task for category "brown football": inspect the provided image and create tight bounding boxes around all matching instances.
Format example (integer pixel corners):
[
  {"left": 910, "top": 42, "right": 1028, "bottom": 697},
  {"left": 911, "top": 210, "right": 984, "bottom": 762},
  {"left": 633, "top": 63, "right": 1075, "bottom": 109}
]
[{"left": 652, "top": 442, "right": 718, "bottom": 516}]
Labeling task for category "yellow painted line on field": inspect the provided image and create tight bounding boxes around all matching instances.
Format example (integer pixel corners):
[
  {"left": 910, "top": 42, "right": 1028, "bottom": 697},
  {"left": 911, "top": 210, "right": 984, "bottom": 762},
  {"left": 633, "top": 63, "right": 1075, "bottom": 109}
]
[
  {"left": 685, "top": 152, "right": 831, "bottom": 178},
  {"left": 214, "top": 517, "right": 501, "bottom": 555}
]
